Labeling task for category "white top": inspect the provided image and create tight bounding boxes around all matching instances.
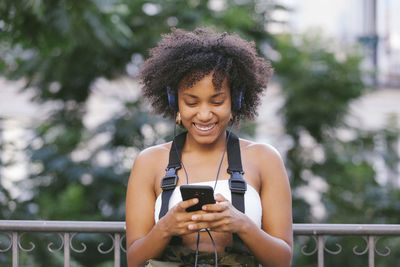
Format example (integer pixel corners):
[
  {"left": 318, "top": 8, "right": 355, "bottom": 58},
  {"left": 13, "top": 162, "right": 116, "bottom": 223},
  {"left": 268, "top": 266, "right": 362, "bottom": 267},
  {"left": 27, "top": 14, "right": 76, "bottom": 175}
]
[{"left": 154, "top": 180, "right": 262, "bottom": 228}]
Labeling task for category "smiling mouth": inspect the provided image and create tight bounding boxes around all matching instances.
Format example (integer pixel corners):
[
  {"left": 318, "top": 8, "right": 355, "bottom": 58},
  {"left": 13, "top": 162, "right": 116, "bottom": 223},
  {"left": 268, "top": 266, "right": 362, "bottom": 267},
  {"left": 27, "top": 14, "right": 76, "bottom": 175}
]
[{"left": 193, "top": 123, "right": 216, "bottom": 131}]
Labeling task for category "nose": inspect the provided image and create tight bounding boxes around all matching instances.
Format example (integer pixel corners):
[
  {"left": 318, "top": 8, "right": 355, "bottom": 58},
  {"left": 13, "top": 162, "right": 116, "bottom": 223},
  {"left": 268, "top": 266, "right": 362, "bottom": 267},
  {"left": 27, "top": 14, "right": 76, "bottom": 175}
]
[{"left": 196, "top": 104, "right": 213, "bottom": 121}]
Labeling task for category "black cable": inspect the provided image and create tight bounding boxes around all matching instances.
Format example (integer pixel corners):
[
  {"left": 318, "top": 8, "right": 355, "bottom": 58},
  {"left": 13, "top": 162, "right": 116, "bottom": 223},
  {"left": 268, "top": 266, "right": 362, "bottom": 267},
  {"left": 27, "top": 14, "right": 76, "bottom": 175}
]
[
  {"left": 213, "top": 122, "right": 234, "bottom": 191},
  {"left": 206, "top": 228, "right": 218, "bottom": 267},
  {"left": 194, "top": 230, "right": 201, "bottom": 267},
  {"left": 172, "top": 119, "right": 189, "bottom": 184}
]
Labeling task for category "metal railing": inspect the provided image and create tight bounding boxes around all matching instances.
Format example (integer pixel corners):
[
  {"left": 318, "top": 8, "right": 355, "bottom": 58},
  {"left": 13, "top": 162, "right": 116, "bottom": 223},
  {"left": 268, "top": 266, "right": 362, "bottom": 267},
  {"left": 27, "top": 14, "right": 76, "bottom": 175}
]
[
  {"left": 0, "top": 220, "right": 126, "bottom": 267},
  {"left": 293, "top": 223, "right": 400, "bottom": 267},
  {"left": 1, "top": 220, "right": 400, "bottom": 267}
]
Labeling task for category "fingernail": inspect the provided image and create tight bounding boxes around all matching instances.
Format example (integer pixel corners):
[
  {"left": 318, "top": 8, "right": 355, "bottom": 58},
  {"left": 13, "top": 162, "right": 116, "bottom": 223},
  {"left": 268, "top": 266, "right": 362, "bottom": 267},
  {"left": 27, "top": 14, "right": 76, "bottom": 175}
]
[
  {"left": 188, "top": 224, "right": 194, "bottom": 230},
  {"left": 192, "top": 215, "right": 199, "bottom": 220}
]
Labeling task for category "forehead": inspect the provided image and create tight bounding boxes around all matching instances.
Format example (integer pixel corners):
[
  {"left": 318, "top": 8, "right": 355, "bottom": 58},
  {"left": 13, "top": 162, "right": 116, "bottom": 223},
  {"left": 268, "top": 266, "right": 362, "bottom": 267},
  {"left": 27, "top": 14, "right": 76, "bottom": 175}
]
[{"left": 178, "top": 71, "right": 230, "bottom": 94}]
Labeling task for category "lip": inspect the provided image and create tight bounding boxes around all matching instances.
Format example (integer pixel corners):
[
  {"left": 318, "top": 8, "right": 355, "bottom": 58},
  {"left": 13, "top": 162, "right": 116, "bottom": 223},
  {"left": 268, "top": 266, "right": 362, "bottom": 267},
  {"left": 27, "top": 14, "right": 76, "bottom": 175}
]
[{"left": 192, "top": 122, "right": 217, "bottom": 135}]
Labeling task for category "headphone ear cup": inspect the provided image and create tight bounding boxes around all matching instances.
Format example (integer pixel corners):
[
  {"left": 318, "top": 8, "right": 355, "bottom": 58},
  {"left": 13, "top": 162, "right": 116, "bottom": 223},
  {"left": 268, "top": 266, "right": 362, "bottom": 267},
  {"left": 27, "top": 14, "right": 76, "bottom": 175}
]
[
  {"left": 236, "top": 91, "right": 244, "bottom": 111},
  {"left": 167, "top": 86, "right": 178, "bottom": 111}
]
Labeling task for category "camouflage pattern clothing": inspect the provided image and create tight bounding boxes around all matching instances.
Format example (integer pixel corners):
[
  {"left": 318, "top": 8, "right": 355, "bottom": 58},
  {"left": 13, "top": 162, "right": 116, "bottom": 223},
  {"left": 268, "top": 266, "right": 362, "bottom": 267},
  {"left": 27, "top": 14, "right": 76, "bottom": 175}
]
[{"left": 143, "top": 245, "right": 259, "bottom": 267}]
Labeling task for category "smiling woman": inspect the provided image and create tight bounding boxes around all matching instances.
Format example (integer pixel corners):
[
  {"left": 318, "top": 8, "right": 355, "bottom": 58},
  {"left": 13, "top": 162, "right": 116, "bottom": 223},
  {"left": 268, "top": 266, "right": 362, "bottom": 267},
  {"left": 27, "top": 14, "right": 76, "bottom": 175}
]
[{"left": 125, "top": 27, "right": 293, "bottom": 267}]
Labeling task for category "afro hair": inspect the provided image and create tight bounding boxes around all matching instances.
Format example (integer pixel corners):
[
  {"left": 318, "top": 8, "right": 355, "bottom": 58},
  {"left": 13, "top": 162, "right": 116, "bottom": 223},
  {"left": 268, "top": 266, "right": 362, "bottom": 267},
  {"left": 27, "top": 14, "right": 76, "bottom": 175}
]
[{"left": 139, "top": 27, "right": 273, "bottom": 121}]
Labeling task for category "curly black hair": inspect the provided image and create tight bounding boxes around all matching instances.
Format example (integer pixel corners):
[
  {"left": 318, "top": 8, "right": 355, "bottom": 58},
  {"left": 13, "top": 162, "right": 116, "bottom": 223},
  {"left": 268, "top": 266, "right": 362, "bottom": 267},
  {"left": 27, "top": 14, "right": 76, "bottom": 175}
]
[{"left": 139, "top": 27, "right": 273, "bottom": 121}]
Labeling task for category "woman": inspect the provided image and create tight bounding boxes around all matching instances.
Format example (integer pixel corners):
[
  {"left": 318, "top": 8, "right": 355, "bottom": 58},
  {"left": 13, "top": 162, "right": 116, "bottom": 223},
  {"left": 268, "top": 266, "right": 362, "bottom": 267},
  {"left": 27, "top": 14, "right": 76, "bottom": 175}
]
[{"left": 126, "top": 27, "right": 292, "bottom": 266}]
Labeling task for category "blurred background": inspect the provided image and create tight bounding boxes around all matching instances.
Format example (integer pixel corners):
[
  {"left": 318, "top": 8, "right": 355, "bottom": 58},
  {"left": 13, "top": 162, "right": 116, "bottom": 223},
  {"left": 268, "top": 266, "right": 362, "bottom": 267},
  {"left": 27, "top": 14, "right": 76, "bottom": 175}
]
[{"left": 0, "top": 0, "right": 399, "bottom": 266}]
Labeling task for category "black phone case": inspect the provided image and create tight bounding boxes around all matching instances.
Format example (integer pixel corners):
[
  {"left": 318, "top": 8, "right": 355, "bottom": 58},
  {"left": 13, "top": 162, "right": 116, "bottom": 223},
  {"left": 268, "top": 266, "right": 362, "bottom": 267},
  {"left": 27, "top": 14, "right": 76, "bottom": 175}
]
[{"left": 180, "top": 185, "right": 216, "bottom": 212}]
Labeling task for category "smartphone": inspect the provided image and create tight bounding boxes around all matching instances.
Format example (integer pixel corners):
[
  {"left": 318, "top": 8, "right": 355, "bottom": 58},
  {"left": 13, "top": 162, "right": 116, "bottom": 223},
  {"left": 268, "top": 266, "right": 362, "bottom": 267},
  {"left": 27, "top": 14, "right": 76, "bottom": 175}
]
[{"left": 180, "top": 185, "right": 216, "bottom": 212}]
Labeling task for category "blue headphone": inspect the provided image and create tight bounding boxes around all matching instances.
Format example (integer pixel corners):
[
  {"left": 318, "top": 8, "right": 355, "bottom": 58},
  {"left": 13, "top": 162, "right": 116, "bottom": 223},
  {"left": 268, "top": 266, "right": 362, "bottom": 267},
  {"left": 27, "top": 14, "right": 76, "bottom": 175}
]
[{"left": 167, "top": 86, "right": 244, "bottom": 112}]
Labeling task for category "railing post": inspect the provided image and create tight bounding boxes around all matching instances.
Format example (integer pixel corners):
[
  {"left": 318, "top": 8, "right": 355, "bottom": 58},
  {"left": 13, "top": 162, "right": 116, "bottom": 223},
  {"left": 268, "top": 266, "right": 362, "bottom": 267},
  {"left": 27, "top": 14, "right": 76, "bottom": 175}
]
[
  {"left": 64, "top": 233, "right": 70, "bottom": 267},
  {"left": 368, "top": 236, "right": 375, "bottom": 267},
  {"left": 114, "top": 233, "right": 121, "bottom": 267},
  {"left": 317, "top": 235, "right": 324, "bottom": 267},
  {"left": 12, "top": 232, "right": 18, "bottom": 267}
]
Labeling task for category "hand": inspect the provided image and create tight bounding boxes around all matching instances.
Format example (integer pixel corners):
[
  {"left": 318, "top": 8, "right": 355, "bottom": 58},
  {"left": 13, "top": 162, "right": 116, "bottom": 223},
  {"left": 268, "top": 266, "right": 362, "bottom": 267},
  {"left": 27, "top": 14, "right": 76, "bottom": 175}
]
[
  {"left": 188, "top": 193, "right": 248, "bottom": 233},
  {"left": 157, "top": 198, "right": 206, "bottom": 237}
]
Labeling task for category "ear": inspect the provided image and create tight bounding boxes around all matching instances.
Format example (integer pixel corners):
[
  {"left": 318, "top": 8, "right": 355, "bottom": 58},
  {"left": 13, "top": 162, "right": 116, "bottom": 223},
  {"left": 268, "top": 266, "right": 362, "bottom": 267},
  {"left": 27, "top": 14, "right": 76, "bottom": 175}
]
[{"left": 176, "top": 112, "right": 182, "bottom": 125}]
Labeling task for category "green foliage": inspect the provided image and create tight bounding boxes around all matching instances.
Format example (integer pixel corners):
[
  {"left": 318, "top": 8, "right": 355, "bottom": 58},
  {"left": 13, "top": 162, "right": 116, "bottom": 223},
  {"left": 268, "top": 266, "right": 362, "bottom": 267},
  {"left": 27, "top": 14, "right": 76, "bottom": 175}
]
[
  {"left": 273, "top": 33, "right": 400, "bottom": 266},
  {"left": 0, "top": 0, "right": 274, "bottom": 102},
  {"left": 274, "top": 33, "right": 366, "bottom": 142},
  {"left": 272, "top": 33, "right": 369, "bottom": 223},
  {"left": 0, "top": 0, "right": 283, "bottom": 265},
  {"left": 1, "top": 0, "right": 400, "bottom": 266}
]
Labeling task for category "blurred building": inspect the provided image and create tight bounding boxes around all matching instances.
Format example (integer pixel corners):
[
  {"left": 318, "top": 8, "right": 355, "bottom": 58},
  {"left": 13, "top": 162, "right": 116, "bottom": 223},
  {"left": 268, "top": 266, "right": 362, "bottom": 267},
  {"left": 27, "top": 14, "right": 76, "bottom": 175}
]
[{"left": 277, "top": 0, "right": 400, "bottom": 88}]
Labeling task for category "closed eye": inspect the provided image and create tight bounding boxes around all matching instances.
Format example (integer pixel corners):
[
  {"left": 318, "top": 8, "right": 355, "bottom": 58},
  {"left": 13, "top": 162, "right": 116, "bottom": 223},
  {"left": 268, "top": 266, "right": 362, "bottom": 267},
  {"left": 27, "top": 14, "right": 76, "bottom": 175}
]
[{"left": 185, "top": 102, "right": 197, "bottom": 106}]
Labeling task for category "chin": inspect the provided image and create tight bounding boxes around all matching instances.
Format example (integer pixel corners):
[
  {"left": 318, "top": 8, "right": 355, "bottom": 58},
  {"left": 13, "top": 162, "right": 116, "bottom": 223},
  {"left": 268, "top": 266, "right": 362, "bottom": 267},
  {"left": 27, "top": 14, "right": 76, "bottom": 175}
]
[{"left": 188, "top": 124, "right": 227, "bottom": 145}]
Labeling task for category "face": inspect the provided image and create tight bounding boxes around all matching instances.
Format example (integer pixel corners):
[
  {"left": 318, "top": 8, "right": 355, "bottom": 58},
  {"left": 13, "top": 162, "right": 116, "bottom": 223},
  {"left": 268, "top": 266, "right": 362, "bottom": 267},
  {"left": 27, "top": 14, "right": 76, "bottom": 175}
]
[{"left": 178, "top": 72, "right": 232, "bottom": 146}]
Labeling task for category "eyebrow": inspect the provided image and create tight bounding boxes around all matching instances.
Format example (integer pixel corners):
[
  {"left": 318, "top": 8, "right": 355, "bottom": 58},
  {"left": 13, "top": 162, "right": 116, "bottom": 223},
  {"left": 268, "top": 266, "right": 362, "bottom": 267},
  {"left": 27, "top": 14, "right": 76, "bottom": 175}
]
[{"left": 182, "top": 92, "right": 226, "bottom": 99}]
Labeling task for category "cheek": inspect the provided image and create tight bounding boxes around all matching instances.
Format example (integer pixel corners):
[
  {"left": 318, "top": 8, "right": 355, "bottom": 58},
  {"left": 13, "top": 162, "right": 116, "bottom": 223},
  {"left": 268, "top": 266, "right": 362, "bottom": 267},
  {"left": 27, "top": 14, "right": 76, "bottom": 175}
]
[
  {"left": 179, "top": 108, "right": 195, "bottom": 123},
  {"left": 218, "top": 104, "right": 232, "bottom": 118}
]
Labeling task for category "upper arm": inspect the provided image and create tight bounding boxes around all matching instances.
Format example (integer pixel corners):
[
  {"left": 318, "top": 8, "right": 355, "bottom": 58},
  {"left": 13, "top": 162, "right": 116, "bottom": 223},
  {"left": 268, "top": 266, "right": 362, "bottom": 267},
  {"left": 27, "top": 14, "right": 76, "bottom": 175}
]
[
  {"left": 125, "top": 149, "right": 159, "bottom": 248},
  {"left": 256, "top": 144, "right": 293, "bottom": 248}
]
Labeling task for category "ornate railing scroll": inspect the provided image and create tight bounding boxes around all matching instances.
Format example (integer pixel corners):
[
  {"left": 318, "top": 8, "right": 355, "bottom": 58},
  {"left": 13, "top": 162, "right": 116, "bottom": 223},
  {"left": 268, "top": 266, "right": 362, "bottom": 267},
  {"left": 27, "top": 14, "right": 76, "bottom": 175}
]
[
  {"left": 294, "top": 224, "right": 400, "bottom": 267},
  {"left": 0, "top": 220, "right": 126, "bottom": 267},
  {"left": 1, "top": 221, "right": 400, "bottom": 267}
]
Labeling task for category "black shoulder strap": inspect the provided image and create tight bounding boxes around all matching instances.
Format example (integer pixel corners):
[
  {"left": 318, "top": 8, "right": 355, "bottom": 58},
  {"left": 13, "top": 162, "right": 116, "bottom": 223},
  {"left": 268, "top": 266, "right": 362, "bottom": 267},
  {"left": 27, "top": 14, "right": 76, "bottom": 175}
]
[
  {"left": 226, "top": 131, "right": 250, "bottom": 254},
  {"left": 226, "top": 132, "right": 247, "bottom": 213},
  {"left": 158, "top": 132, "right": 186, "bottom": 220}
]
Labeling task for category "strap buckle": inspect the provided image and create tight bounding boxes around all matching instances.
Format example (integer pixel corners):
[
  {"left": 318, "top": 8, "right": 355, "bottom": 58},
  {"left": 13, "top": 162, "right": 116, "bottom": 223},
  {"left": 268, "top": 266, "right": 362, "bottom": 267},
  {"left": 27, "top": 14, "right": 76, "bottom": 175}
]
[
  {"left": 229, "top": 171, "right": 247, "bottom": 193},
  {"left": 160, "top": 168, "right": 179, "bottom": 190}
]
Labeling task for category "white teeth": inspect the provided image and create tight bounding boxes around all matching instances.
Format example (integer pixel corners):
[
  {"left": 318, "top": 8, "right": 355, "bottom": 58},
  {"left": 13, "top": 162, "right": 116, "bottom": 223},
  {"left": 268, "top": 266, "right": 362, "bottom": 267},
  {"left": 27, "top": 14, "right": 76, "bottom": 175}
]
[{"left": 194, "top": 123, "right": 215, "bottom": 131}]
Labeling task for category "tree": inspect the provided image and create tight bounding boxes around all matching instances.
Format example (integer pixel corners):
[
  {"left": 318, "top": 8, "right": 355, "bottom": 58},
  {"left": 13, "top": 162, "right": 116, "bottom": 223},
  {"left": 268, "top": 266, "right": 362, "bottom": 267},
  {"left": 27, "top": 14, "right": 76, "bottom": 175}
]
[
  {"left": 0, "top": 0, "right": 286, "bottom": 266},
  {"left": 2, "top": 1, "right": 399, "bottom": 266},
  {"left": 273, "top": 32, "right": 400, "bottom": 266}
]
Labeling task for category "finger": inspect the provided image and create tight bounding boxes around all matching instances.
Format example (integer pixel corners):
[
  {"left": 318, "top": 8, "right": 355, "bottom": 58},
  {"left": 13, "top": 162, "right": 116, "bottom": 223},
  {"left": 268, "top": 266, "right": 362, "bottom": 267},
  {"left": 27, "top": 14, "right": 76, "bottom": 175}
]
[
  {"left": 188, "top": 222, "right": 214, "bottom": 231},
  {"left": 214, "top": 193, "right": 228, "bottom": 202},
  {"left": 206, "top": 218, "right": 234, "bottom": 232},
  {"left": 177, "top": 198, "right": 199, "bottom": 211},
  {"left": 188, "top": 218, "right": 231, "bottom": 231},
  {"left": 191, "top": 212, "right": 221, "bottom": 222},
  {"left": 181, "top": 221, "right": 204, "bottom": 234},
  {"left": 202, "top": 201, "right": 228, "bottom": 212}
]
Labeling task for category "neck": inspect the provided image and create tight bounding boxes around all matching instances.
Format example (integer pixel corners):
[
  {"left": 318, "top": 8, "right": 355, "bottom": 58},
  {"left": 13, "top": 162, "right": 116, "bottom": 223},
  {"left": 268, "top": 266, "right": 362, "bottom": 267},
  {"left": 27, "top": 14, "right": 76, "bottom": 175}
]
[{"left": 184, "top": 131, "right": 228, "bottom": 154}]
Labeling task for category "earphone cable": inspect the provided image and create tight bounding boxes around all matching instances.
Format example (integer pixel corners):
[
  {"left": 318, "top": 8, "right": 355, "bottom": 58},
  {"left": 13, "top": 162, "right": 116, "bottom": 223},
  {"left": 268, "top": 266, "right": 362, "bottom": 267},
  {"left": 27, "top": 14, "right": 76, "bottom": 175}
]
[
  {"left": 213, "top": 122, "right": 234, "bottom": 191},
  {"left": 206, "top": 228, "right": 218, "bottom": 267},
  {"left": 194, "top": 230, "right": 201, "bottom": 267},
  {"left": 173, "top": 119, "right": 189, "bottom": 184}
]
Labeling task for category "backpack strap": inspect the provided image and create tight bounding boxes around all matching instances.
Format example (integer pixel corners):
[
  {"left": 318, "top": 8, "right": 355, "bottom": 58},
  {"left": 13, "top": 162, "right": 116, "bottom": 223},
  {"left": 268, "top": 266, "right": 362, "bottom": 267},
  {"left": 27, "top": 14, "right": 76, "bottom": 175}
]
[
  {"left": 226, "top": 131, "right": 250, "bottom": 254},
  {"left": 226, "top": 132, "right": 247, "bottom": 213},
  {"left": 158, "top": 132, "right": 186, "bottom": 220}
]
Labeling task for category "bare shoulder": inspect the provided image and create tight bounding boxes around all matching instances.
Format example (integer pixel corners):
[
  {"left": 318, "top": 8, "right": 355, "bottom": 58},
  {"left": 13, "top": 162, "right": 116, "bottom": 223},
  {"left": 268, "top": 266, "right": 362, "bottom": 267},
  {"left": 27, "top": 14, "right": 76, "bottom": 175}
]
[
  {"left": 129, "top": 142, "right": 172, "bottom": 184},
  {"left": 239, "top": 138, "right": 288, "bottom": 186},
  {"left": 239, "top": 138, "right": 283, "bottom": 163},
  {"left": 135, "top": 142, "right": 171, "bottom": 166}
]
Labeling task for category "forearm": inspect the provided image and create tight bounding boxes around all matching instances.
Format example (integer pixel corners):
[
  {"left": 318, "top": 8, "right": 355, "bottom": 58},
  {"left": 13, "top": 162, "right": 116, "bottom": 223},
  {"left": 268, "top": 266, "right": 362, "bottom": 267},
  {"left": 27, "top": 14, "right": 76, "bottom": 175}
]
[
  {"left": 238, "top": 220, "right": 292, "bottom": 267},
  {"left": 127, "top": 224, "right": 171, "bottom": 267}
]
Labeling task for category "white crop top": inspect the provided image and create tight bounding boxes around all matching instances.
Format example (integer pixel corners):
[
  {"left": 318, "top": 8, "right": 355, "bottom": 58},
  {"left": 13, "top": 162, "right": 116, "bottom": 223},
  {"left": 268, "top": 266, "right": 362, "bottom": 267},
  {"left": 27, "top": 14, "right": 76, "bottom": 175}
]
[{"left": 154, "top": 180, "right": 262, "bottom": 228}]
